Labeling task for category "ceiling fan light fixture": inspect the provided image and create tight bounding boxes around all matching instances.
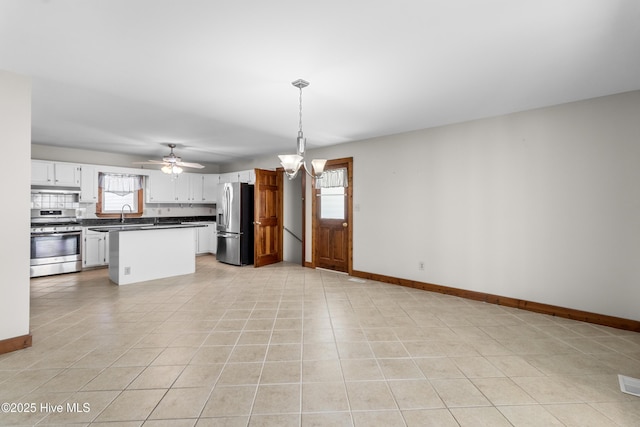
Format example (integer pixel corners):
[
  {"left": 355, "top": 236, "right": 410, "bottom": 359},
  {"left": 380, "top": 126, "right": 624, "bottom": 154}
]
[
  {"left": 133, "top": 143, "right": 203, "bottom": 173},
  {"left": 161, "top": 164, "right": 183, "bottom": 175},
  {"left": 278, "top": 79, "right": 327, "bottom": 180}
]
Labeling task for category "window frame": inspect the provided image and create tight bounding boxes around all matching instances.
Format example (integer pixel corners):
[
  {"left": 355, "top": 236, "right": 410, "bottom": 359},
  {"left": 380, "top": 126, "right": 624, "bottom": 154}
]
[{"left": 95, "top": 173, "right": 145, "bottom": 219}]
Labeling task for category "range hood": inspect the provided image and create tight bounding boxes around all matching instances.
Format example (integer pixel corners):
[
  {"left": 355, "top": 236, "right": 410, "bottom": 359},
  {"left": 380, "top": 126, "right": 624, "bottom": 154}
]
[{"left": 31, "top": 185, "right": 81, "bottom": 194}]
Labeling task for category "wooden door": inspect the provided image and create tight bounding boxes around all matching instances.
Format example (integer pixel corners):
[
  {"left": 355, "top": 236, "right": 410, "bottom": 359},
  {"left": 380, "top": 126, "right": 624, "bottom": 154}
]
[
  {"left": 254, "top": 168, "right": 283, "bottom": 267},
  {"left": 314, "top": 158, "right": 352, "bottom": 274}
]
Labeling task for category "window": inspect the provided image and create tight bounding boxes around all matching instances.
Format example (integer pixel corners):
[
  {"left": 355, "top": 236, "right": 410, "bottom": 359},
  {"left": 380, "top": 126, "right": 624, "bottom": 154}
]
[
  {"left": 319, "top": 187, "right": 346, "bottom": 219},
  {"left": 96, "top": 173, "right": 144, "bottom": 217},
  {"left": 316, "top": 167, "right": 348, "bottom": 220}
]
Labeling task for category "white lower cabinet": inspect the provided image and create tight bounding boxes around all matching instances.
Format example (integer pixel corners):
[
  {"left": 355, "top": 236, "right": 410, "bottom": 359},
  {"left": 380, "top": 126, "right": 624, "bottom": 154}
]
[
  {"left": 83, "top": 228, "right": 109, "bottom": 268},
  {"left": 83, "top": 222, "right": 216, "bottom": 267},
  {"left": 194, "top": 222, "right": 217, "bottom": 254}
]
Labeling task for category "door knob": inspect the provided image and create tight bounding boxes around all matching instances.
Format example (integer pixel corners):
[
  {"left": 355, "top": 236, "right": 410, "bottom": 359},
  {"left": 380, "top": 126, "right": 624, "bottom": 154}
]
[
  {"left": 254, "top": 221, "right": 262, "bottom": 225},
  {"left": 342, "top": 222, "right": 348, "bottom": 227}
]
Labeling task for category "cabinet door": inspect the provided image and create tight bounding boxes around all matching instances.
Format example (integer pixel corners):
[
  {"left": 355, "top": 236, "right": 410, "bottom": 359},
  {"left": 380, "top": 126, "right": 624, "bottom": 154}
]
[
  {"left": 31, "top": 160, "right": 53, "bottom": 185},
  {"left": 83, "top": 231, "right": 107, "bottom": 267},
  {"left": 196, "top": 223, "right": 216, "bottom": 254},
  {"left": 203, "top": 174, "right": 218, "bottom": 202},
  {"left": 190, "top": 175, "right": 204, "bottom": 202},
  {"left": 196, "top": 225, "right": 207, "bottom": 254},
  {"left": 54, "top": 163, "right": 81, "bottom": 186},
  {"left": 80, "top": 165, "right": 98, "bottom": 203},
  {"left": 174, "top": 174, "right": 191, "bottom": 202},
  {"left": 146, "top": 170, "right": 176, "bottom": 203},
  {"left": 218, "top": 172, "right": 239, "bottom": 184},
  {"left": 104, "top": 232, "right": 110, "bottom": 264},
  {"left": 238, "top": 169, "right": 255, "bottom": 184}
]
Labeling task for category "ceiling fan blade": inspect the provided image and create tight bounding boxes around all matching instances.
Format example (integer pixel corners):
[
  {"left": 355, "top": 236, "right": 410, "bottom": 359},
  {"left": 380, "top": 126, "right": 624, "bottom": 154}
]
[
  {"left": 132, "top": 160, "right": 167, "bottom": 165},
  {"left": 132, "top": 145, "right": 205, "bottom": 169},
  {"left": 176, "top": 161, "right": 205, "bottom": 169}
]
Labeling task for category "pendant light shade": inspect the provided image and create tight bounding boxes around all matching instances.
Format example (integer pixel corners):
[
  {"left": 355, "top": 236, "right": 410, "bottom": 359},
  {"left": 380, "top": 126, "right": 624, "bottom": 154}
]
[
  {"left": 278, "top": 154, "right": 303, "bottom": 176},
  {"left": 311, "top": 159, "right": 327, "bottom": 175}
]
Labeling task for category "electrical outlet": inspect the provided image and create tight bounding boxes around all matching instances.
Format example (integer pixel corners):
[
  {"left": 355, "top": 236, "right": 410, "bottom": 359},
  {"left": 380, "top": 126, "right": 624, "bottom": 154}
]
[
  {"left": 124, "top": 266, "right": 131, "bottom": 275},
  {"left": 418, "top": 262, "right": 425, "bottom": 271}
]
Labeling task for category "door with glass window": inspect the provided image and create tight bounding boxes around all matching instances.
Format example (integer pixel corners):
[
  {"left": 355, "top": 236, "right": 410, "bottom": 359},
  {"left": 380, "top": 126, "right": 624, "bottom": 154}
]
[{"left": 314, "top": 158, "right": 352, "bottom": 273}]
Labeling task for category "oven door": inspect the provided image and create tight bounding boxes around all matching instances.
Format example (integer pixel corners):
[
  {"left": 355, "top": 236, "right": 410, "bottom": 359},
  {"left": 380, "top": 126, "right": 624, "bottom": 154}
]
[{"left": 30, "top": 231, "right": 82, "bottom": 277}]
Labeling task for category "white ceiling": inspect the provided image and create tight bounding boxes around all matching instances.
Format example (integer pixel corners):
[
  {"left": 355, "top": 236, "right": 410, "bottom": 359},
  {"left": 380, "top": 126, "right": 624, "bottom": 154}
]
[{"left": 1, "top": 0, "right": 639, "bottom": 166}]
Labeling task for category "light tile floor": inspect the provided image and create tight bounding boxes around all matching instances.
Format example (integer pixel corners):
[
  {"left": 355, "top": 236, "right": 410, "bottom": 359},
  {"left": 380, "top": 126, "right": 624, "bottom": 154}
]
[{"left": 1, "top": 256, "right": 640, "bottom": 426}]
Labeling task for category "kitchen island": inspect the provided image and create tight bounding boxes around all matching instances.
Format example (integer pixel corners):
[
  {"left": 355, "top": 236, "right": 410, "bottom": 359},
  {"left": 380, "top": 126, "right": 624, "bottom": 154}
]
[{"left": 89, "top": 224, "right": 205, "bottom": 285}]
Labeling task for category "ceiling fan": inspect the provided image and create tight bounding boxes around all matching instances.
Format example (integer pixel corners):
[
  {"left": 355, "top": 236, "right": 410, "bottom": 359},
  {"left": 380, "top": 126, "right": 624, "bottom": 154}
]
[{"left": 134, "top": 144, "right": 205, "bottom": 174}]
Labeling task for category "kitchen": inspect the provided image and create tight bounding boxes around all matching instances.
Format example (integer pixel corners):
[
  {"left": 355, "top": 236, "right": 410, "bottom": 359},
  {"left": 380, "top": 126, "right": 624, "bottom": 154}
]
[{"left": 29, "top": 157, "right": 260, "bottom": 282}]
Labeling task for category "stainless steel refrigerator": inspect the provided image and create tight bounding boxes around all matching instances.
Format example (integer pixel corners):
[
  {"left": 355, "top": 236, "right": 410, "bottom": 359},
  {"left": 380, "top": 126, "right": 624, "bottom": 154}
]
[{"left": 216, "top": 182, "right": 254, "bottom": 265}]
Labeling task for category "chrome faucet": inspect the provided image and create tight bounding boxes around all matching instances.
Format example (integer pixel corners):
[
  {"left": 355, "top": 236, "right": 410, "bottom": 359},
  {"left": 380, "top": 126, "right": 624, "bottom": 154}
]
[{"left": 121, "top": 204, "right": 133, "bottom": 223}]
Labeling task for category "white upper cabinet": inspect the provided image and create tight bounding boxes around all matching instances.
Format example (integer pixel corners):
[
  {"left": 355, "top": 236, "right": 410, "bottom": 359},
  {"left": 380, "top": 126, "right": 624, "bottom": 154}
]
[
  {"left": 32, "top": 160, "right": 81, "bottom": 187},
  {"left": 238, "top": 169, "right": 255, "bottom": 184},
  {"left": 203, "top": 174, "right": 218, "bottom": 202},
  {"left": 146, "top": 172, "right": 219, "bottom": 203},
  {"left": 174, "top": 174, "right": 192, "bottom": 202},
  {"left": 218, "top": 170, "right": 255, "bottom": 184},
  {"left": 188, "top": 175, "right": 204, "bottom": 202},
  {"left": 80, "top": 165, "right": 98, "bottom": 202},
  {"left": 146, "top": 170, "right": 176, "bottom": 203},
  {"left": 217, "top": 172, "right": 237, "bottom": 184}
]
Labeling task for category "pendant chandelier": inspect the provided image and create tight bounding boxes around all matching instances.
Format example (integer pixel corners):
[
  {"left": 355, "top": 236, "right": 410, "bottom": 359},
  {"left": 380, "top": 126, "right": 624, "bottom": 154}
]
[{"left": 278, "top": 79, "right": 327, "bottom": 180}]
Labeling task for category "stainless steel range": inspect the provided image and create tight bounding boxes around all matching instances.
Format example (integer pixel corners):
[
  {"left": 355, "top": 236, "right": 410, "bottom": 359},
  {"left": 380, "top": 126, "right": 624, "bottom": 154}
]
[{"left": 30, "top": 208, "right": 82, "bottom": 278}]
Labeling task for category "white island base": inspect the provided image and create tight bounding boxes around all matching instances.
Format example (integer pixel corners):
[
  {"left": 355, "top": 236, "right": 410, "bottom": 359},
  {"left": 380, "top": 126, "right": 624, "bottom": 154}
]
[{"left": 108, "top": 227, "right": 197, "bottom": 285}]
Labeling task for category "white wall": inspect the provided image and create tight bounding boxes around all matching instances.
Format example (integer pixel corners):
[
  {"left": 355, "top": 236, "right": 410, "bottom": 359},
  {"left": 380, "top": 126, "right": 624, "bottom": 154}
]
[
  {"left": 0, "top": 70, "right": 31, "bottom": 341},
  {"left": 283, "top": 174, "right": 303, "bottom": 264},
  {"left": 227, "top": 90, "right": 640, "bottom": 321}
]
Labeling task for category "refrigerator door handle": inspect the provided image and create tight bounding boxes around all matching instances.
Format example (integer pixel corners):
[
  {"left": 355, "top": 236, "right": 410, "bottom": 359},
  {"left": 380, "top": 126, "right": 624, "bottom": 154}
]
[
  {"left": 224, "top": 187, "right": 231, "bottom": 229},
  {"left": 219, "top": 233, "right": 240, "bottom": 239}
]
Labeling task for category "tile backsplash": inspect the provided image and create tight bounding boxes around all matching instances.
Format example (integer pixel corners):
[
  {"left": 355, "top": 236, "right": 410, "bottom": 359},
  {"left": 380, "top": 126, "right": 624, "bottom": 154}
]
[{"left": 31, "top": 193, "right": 80, "bottom": 209}]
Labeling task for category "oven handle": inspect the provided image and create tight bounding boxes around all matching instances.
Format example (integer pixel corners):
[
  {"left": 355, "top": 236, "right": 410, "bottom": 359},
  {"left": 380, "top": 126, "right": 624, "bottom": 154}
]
[{"left": 31, "top": 231, "right": 82, "bottom": 237}]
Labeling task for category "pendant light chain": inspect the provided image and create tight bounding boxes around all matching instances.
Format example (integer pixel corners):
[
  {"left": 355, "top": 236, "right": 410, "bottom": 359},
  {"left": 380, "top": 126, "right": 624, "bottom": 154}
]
[{"left": 298, "top": 85, "right": 304, "bottom": 136}]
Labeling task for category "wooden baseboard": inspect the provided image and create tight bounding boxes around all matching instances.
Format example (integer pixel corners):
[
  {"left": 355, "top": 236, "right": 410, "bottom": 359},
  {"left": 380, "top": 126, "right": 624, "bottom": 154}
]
[
  {"left": 351, "top": 270, "right": 640, "bottom": 332},
  {"left": 0, "top": 334, "right": 32, "bottom": 355},
  {"left": 304, "top": 261, "right": 314, "bottom": 268}
]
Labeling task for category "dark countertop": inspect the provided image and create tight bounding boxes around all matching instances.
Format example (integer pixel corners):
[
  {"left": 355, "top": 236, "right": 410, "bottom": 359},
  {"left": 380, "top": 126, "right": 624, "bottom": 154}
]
[
  {"left": 88, "top": 223, "right": 207, "bottom": 233},
  {"left": 81, "top": 216, "right": 215, "bottom": 227}
]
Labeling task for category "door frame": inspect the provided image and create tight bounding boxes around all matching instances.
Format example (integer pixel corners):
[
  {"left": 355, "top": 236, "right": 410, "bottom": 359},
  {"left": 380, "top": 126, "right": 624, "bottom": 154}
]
[{"left": 307, "top": 157, "right": 353, "bottom": 275}]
